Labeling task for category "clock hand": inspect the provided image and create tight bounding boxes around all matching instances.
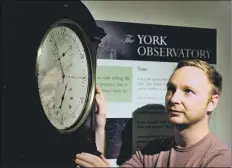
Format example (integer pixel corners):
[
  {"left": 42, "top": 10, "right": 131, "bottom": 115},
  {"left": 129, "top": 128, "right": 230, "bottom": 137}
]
[
  {"left": 63, "top": 45, "right": 72, "bottom": 56},
  {"left": 57, "top": 45, "right": 72, "bottom": 61},
  {"left": 59, "top": 83, "right": 68, "bottom": 109},
  {"left": 51, "top": 32, "right": 65, "bottom": 82}
]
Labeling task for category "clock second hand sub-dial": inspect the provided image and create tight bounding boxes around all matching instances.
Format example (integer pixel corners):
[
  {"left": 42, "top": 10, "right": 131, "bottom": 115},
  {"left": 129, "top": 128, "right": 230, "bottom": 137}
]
[
  {"left": 51, "top": 32, "right": 65, "bottom": 82},
  {"left": 59, "top": 82, "right": 68, "bottom": 109}
]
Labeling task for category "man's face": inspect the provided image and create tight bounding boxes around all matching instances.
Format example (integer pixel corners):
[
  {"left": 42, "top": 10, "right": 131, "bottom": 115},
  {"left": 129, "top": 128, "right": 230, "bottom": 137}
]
[{"left": 165, "top": 66, "right": 212, "bottom": 126}]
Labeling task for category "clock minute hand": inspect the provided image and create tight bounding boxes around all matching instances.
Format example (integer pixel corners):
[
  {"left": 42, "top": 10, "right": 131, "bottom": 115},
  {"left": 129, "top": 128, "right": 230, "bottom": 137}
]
[
  {"left": 57, "top": 45, "right": 72, "bottom": 61},
  {"left": 59, "top": 83, "right": 68, "bottom": 109}
]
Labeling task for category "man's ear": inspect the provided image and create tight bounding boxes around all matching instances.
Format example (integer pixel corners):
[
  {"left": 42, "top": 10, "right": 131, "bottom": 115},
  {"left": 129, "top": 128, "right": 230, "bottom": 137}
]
[{"left": 207, "top": 94, "right": 219, "bottom": 112}]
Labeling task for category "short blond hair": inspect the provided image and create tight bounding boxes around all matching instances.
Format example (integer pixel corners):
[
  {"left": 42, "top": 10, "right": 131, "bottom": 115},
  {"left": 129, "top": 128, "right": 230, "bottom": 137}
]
[{"left": 174, "top": 59, "right": 223, "bottom": 95}]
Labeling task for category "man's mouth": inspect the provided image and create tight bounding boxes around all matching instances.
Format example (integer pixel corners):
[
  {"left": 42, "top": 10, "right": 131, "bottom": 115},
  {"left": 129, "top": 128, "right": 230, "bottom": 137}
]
[{"left": 168, "top": 109, "right": 183, "bottom": 113}]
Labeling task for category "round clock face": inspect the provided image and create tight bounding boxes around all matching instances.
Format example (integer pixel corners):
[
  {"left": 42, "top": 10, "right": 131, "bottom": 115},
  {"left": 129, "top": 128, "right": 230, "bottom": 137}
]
[{"left": 36, "top": 20, "right": 93, "bottom": 132}]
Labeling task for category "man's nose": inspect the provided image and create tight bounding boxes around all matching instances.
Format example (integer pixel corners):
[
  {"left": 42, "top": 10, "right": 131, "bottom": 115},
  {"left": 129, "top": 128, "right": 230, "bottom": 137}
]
[{"left": 169, "top": 90, "right": 182, "bottom": 104}]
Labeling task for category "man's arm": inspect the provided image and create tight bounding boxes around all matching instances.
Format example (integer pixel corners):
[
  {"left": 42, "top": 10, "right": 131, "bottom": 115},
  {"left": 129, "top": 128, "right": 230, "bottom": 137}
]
[
  {"left": 75, "top": 86, "right": 145, "bottom": 167},
  {"left": 95, "top": 86, "right": 106, "bottom": 154},
  {"left": 75, "top": 86, "right": 109, "bottom": 167},
  {"left": 95, "top": 128, "right": 105, "bottom": 154}
]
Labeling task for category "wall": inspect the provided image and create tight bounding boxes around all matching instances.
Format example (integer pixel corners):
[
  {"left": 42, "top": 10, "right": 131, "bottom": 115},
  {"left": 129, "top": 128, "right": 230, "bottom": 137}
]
[{"left": 82, "top": 1, "right": 231, "bottom": 145}]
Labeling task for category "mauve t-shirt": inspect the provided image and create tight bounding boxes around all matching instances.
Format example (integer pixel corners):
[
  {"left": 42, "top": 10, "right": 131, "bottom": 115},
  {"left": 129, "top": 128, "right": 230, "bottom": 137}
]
[{"left": 121, "top": 132, "right": 231, "bottom": 167}]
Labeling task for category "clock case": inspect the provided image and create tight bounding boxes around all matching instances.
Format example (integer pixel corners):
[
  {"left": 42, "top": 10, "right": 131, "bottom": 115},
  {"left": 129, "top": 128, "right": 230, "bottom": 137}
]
[{"left": 2, "top": 1, "right": 106, "bottom": 167}]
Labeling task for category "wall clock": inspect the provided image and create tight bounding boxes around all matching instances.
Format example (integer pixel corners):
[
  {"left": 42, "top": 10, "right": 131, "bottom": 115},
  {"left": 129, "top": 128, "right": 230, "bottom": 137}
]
[{"left": 36, "top": 19, "right": 96, "bottom": 134}]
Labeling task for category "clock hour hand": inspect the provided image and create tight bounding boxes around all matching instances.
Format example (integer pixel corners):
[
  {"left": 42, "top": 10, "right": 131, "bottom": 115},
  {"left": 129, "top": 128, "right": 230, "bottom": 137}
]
[
  {"left": 59, "top": 83, "right": 68, "bottom": 109},
  {"left": 51, "top": 32, "right": 65, "bottom": 81}
]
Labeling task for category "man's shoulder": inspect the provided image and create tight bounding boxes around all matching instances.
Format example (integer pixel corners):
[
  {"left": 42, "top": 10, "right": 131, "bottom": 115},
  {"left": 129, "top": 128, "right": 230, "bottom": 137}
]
[
  {"left": 207, "top": 133, "right": 230, "bottom": 151},
  {"left": 201, "top": 133, "right": 231, "bottom": 167},
  {"left": 203, "top": 146, "right": 231, "bottom": 167},
  {"left": 141, "top": 136, "right": 174, "bottom": 155}
]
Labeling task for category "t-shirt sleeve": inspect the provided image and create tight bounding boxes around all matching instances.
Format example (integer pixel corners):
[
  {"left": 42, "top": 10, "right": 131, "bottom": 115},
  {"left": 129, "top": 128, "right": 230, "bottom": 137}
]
[
  {"left": 120, "top": 150, "right": 144, "bottom": 167},
  {"left": 120, "top": 139, "right": 158, "bottom": 167},
  {"left": 204, "top": 149, "right": 231, "bottom": 167},
  {"left": 119, "top": 136, "right": 174, "bottom": 167},
  {"left": 120, "top": 137, "right": 169, "bottom": 167}
]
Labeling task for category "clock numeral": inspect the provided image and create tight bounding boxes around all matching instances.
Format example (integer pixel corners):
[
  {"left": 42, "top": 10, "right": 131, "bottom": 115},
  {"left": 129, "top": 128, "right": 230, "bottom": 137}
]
[
  {"left": 56, "top": 66, "right": 61, "bottom": 72},
  {"left": 71, "top": 112, "right": 76, "bottom": 118},
  {"left": 80, "top": 96, "right": 84, "bottom": 104},
  {"left": 60, "top": 116, "right": 64, "bottom": 125},
  {"left": 52, "top": 49, "right": 58, "bottom": 56},
  {"left": 83, "top": 77, "right": 87, "bottom": 82},
  {"left": 68, "top": 62, "right": 72, "bottom": 68},
  {"left": 61, "top": 27, "right": 66, "bottom": 35},
  {"left": 63, "top": 115, "right": 68, "bottom": 121},
  {"left": 69, "top": 53, "right": 74, "bottom": 57},
  {"left": 47, "top": 112, "right": 52, "bottom": 119},
  {"left": 49, "top": 34, "right": 54, "bottom": 42},
  {"left": 44, "top": 104, "right": 48, "bottom": 109},
  {"left": 55, "top": 111, "right": 59, "bottom": 115}
]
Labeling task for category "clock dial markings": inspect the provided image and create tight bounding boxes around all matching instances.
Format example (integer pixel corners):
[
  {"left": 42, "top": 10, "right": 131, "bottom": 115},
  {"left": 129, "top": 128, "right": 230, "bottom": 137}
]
[{"left": 38, "top": 24, "right": 89, "bottom": 130}]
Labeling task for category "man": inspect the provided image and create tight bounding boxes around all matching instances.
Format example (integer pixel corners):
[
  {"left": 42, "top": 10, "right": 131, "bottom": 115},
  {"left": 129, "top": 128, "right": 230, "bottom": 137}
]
[{"left": 75, "top": 59, "right": 231, "bottom": 167}]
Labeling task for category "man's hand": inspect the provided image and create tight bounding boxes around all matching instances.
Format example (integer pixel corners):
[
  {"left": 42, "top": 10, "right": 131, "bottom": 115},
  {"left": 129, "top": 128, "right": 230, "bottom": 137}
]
[
  {"left": 75, "top": 153, "right": 110, "bottom": 168},
  {"left": 95, "top": 85, "right": 106, "bottom": 131}
]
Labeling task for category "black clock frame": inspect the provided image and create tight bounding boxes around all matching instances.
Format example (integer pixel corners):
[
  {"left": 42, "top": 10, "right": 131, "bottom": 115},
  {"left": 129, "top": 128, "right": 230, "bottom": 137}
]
[{"left": 1, "top": 1, "right": 106, "bottom": 167}]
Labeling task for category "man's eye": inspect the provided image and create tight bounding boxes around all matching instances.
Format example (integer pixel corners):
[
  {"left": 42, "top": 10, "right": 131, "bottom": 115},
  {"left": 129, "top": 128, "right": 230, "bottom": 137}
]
[
  {"left": 185, "top": 89, "right": 194, "bottom": 94},
  {"left": 167, "top": 87, "right": 175, "bottom": 93}
]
